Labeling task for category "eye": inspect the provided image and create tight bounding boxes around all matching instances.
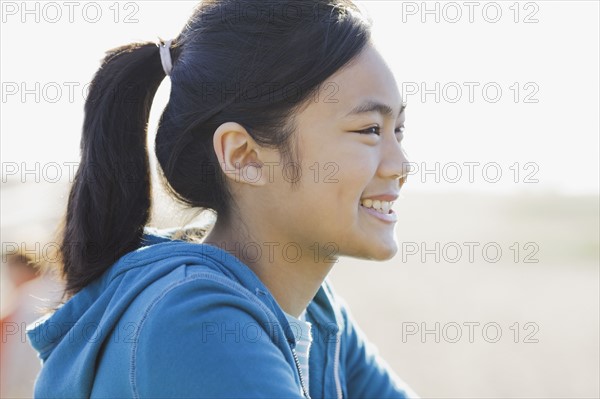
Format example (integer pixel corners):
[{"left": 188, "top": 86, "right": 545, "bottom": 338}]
[
  {"left": 356, "top": 125, "right": 381, "bottom": 135},
  {"left": 354, "top": 125, "right": 405, "bottom": 137},
  {"left": 395, "top": 126, "right": 405, "bottom": 141}
]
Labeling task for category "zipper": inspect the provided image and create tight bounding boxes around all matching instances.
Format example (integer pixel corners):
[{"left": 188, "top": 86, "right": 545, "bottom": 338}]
[
  {"left": 292, "top": 346, "right": 311, "bottom": 399},
  {"left": 333, "top": 330, "right": 343, "bottom": 399}
]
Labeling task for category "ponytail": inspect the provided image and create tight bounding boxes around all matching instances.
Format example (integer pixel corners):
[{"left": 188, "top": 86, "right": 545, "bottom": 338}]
[{"left": 60, "top": 41, "right": 169, "bottom": 297}]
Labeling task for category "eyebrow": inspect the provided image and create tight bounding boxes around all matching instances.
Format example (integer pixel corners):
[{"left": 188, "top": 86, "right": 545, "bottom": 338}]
[{"left": 345, "top": 100, "right": 406, "bottom": 119}]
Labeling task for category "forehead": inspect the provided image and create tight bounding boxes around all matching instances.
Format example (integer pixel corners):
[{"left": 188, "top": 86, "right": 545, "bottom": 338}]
[{"left": 310, "top": 44, "right": 403, "bottom": 121}]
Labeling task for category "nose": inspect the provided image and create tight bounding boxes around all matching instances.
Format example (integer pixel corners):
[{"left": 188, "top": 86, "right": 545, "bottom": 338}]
[{"left": 377, "top": 136, "right": 410, "bottom": 187}]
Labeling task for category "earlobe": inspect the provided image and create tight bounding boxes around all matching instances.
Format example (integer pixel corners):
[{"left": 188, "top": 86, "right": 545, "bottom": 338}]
[
  {"left": 212, "top": 122, "right": 267, "bottom": 186},
  {"left": 242, "top": 162, "right": 264, "bottom": 185}
]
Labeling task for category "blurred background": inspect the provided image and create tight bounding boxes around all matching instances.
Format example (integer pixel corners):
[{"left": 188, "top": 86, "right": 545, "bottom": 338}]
[{"left": 1, "top": 1, "right": 598, "bottom": 398}]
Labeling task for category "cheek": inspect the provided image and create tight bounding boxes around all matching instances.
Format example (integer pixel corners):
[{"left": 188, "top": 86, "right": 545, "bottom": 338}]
[
  {"left": 292, "top": 135, "right": 379, "bottom": 216},
  {"left": 300, "top": 158, "right": 376, "bottom": 227},
  {"left": 311, "top": 149, "right": 378, "bottom": 209},
  {"left": 335, "top": 155, "right": 378, "bottom": 198}
]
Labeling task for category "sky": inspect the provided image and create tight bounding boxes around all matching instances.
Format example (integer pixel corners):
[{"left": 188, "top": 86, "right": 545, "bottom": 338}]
[{"left": 1, "top": 0, "right": 598, "bottom": 195}]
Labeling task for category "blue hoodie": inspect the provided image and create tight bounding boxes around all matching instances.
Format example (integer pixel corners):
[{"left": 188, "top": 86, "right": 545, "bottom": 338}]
[{"left": 27, "top": 228, "right": 418, "bottom": 398}]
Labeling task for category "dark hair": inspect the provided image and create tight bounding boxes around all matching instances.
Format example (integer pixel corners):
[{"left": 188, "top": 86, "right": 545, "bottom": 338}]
[{"left": 58, "top": 0, "right": 372, "bottom": 298}]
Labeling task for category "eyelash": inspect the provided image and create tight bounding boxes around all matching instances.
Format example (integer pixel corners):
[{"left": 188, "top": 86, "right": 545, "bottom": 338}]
[{"left": 357, "top": 125, "right": 405, "bottom": 136}]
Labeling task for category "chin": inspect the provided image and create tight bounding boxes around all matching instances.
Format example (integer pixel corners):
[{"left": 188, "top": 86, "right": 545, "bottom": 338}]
[
  {"left": 344, "top": 237, "right": 398, "bottom": 261},
  {"left": 368, "top": 241, "right": 398, "bottom": 260}
]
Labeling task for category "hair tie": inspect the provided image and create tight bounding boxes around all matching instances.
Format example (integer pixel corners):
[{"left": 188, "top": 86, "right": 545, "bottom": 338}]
[{"left": 158, "top": 39, "right": 174, "bottom": 76}]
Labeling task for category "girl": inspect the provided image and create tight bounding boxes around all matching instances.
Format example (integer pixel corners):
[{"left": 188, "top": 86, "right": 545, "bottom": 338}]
[{"left": 27, "top": 0, "right": 417, "bottom": 397}]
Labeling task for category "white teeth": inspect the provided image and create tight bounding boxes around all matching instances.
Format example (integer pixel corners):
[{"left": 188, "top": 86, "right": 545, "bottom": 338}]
[
  {"left": 381, "top": 201, "right": 391, "bottom": 213},
  {"left": 360, "top": 199, "right": 394, "bottom": 214}
]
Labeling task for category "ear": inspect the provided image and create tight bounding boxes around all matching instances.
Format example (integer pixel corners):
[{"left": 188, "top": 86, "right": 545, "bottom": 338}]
[{"left": 212, "top": 122, "right": 269, "bottom": 186}]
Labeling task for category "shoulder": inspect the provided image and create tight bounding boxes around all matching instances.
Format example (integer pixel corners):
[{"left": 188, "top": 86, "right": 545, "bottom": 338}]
[
  {"left": 128, "top": 270, "right": 300, "bottom": 398},
  {"left": 134, "top": 268, "right": 276, "bottom": 332}
]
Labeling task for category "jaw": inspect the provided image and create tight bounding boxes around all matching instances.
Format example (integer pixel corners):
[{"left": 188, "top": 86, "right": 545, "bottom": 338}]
[{"left": 339, "top": 205, "right": 398, "bottom": 260}]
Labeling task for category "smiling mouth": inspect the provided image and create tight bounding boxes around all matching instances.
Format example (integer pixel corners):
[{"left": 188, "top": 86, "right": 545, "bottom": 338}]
[{"left": 359, "top": 199, "right": 393, "bottom": 215}]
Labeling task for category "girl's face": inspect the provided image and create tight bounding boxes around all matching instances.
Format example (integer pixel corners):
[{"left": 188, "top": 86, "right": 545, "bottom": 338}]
[{"left": 259, "top": 43, "right": 408, "bottom": 261}]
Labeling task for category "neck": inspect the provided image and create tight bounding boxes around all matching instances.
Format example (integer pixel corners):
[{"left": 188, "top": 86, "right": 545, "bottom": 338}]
[{"left": 202, "top": 217, "right": 336, "bottom": 318}]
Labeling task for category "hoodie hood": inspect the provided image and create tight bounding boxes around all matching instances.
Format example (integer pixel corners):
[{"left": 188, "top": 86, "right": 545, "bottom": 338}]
[{"left": 26, "top": 228, "right": 341, "bottom": 398}]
